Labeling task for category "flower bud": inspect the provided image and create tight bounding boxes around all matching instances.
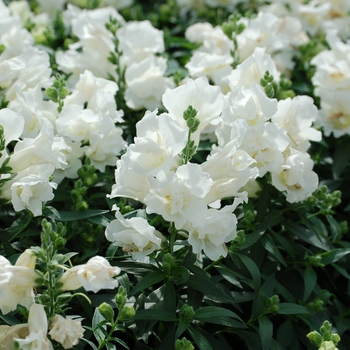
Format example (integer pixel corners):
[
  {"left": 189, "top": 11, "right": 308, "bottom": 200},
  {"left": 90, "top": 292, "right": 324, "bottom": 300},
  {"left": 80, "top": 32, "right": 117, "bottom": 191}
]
[
  {"left": 45, "top": 87, "right": 59, "bottom": 103},
  {"left": 175, "top": 337, "right": 194, "bottom": 350},
  {"left": 99, "top": 302, "right": 115, "bottom": 322},
  {"left": 118, "top": 306, "right": 135, "bottom": 321},
  {"left": 307, "top": 331, "right": 323, "bottom": 347},
  {"left": 59, "top": 87, "right": 69, "bottom": 100},
  {"left": 15, "top": 249, "right": 36, "bottom": 269}
]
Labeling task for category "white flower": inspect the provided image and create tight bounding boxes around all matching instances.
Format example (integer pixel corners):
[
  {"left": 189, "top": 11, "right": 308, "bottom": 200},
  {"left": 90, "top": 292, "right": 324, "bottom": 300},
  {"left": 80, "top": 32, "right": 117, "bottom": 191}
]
[
  {"left": 145, "top": 163, "right": 213, "bottom": 229},
  {"left": 228, "top": 47, "right": 280, "bottom": 90},
  {"left": 272, "top": 95, "right": 322, "bottom": 151},
  {"left": 0, "top": 251, "right": 37, "bottom": 315},
  {"left": 162, "top": 77, "right": 224, "bottom": 145},
  {"left": 117, "top": 20, "right": 165, "bottom": 64},
  {"left": 271, "top": 148, "right": 318, "bottom": 203},
  {"left": 49, "top": 315, "right": 84, "bottom": 349},
  {"left": 105, "top": 206, "right": 164, "bottom": 261},
  {"left": 0, "top": 324, "right": 29, "bottom": 350},
  {"left": 316, "top": 90, "right": 350, "bottom": 138},
  {"left": 124, "top": 54, "right": 175, "bottom": 110},
  {"left": 188, "top": 204, "right": 240, "bottom": 260},
  {"left": 58, "top": 256, "right": 121, "bottom": 293},
  {"left": 14, "top": 303, "right": 53, "bottom": 350}
]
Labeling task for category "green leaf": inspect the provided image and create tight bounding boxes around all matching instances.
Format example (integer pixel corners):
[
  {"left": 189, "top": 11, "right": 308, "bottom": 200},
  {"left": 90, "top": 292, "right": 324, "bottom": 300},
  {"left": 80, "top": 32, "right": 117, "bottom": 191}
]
[
  {"left": 216, "top": 265, "right": 243, "bottom": 289},
  {"left": 260, "top": 235, "right": 287, "bottom": 266},
  {"left": 81, "top": 338, "right": 99, "bottom": 350},
  {"left": 133, "top": 309, "right": 177, "bottom": 322},
  {"left": 187, "top": 326, "right": 213, "bottom": 350},
  {"left": 175, "top": 317, "right": 191, "bottom": 339},
  {"left": 332, "top": 137, "right": 350, "bottom": 179},
  {"left": 303, "top": 266, "right": 317, "bottom": 301},
  {"left": 320, "top": 248, "right": 350, "bottom": 265},
  {"left": 164, "top": 281, "right": 176, "bottom": 314},
  {"left": 54, "top": 210, "right": 110, "bottom": 221},
  {"left": 278, "top": 303, "right": 311, "bottom": 315},
  {"left": 130, "top": 270, "right": 166, "bottom": 296},
  {"left": 187, "top": 266, "right": 235, "bottom": 304},
  {"left": 276, "top": 319, "right": 293, "bottom": 348},
  {"left": 259, "top": 315, "right": 273, "bottom": 350},
  {"left": 284, "top": 222, "right": 331, "bottom": 251},
  {"left": 195, "top": 306, "right": 243, "bottom": 322},
  {"left": 92, "top": 308, "right": 106, "bottom": 344},
  {"left": 235, "top": 253, "right": 261, "bottom": 297}
]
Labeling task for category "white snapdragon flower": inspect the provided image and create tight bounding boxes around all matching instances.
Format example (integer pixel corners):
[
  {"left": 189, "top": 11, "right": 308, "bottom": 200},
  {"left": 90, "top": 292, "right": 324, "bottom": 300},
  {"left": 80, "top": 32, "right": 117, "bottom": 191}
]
[
  {"left": 228, "top": 47, "right": 280, "bottom": 90},
  {"left": 271, "top": 148, "right": 318, "bottom": 203},
  {"left": 106, "top": 206, "right": 164, "bottom": 261},
  {"left": 58, "top": 256, "right": 120, "bottom": 293},
  {"left": 127, "top": 109, "right": 187, "bottom": 176},
  {"left": 188, "top": 203, "right": 241, "bottom": 260},
  {"left": 0, "top": 324, "right": 29, "bottom": 350},
  {"left": 162, "top": 77, "right": 224, "bottom": 145},
  {"left": 124, "top": 54, "right": 175, "bottom": 110},
  {"left": 145, "top": 163, "right": 213, "bottom": 229},
  {"left": 14, "top": 303, "right": 53, "bottom": 350},
  {"left": 272, "top": 95, "right": 322, "bottom": 151},
  {"left": 239, "top": 122, "right": 289, "bottom": 177},
  {"left": 48, "top": 315, "right": 84, "bottom": 349},
  {"left": 64, "top": 69, "right": 124, "bottom": 123},
  {"left": 202, "top": 119, "right": 258, "bottom": 203},
  {"left": 222, "top": 83, "right": 278, "bottom": 130},
  {"left": 9, "top": 165, "right": 57, "bottom": 217},
  {"left": 0, "top": 250, "right": 37, "bottom": 315},
  {"left": 117, "top": 20, "right": 164, "bottom": 64},
  {"left": 0, "top": 108, "right": 25, "bottom": 148},
  {"left": 185, "top": 23, "right": 233, "bottom": 90},
  {"left": 316, "top": 90, "right": 350, "bottom": 138}
]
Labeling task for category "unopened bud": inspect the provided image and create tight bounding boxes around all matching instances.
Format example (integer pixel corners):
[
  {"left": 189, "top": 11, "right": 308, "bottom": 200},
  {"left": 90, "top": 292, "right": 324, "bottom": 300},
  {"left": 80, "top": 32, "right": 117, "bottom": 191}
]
[
  {"left": 99, "top": 302, "right": 115, "bottom": 322},
  {"left": 118, "top": 305, "right": 135, "bottom": 321}
]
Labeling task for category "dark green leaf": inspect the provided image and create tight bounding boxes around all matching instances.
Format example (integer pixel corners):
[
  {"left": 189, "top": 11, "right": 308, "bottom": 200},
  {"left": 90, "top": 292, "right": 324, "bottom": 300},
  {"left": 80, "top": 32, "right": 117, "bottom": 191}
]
[
  {"left": 303, "top": 266, "right": 317, "bottom": 301},
  {"left": 277, "top": 319, "right": 293, "bottom": 348},
  {"left": 278, "top": 303, "right": 310, "bottom": 315},
  {"left": 133, "top": 309, "right": 177, "bottom": 322},
  {"left": 332, "top": 138, "right": 350, "bottom": 179},
  {"left": 260, "top": 235, "right": 287, "bottom": 266},
  {"left": 320, "top": 248, "right": 350, "bottom": 265},
  {"left": 258, "top": 315, "right": 273, "bottom": 350},
  {"left": 164, "top": 281, "right": 176, "bottom": 314},
  {"left": 195, "top": 306, "right": 243, "bottom": 322},
  {"left": 92, "top": 308, "right": 106, "bottom": 344},
  {"left": 187, "top": 326, "right": 213, "bottom": 350},
  {"left": 130, "top": 270, "right": 166, "bottom": 296},
  {"left": 235, "top": 253, "right": 261, "bottom": 297},
  {"left": 216, "top": 265, "right": 243, "bottom": 289}
]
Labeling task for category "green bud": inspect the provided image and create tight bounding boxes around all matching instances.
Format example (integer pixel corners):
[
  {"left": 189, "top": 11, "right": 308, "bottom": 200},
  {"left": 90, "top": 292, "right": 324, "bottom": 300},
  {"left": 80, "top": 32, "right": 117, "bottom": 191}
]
[
  {"left": 163, "top": 253, "right": 176, "bottom": 271},
  {"left": 180, "top": 304, "right": 195, "bottom": 320},
  {"left": 183, "top": 105, "right": 198, "bottom": 121},
  {"left": 56, "top": 292, "right": 73, "bottom": 305},
  {"left": 116, "top": 286, "right": 127, "bottom": 310},
  {"left": 76, "top": 200, "right": 89, "bottom": 211},
  {"left": 320, "top": 321, "right": 332, "bottom": 334},
  {"left": 59, "top": 86, "right": 69, "bottom": 99},
  {"left": 99, "top": 302, "right": 115, "bottom": 322},
  {"left": 0, "top": 44, "right": 5, "bottom": 55},
  {"left": 175, "top": 337, "right": 194, "bottom": 350},
  {"left": 188, "top": 118, "right": 200, "bottom": 133},
  {"left": 45, "top": 87, "right": 59, "bottom": 103},
  {"left": 118, "top": 305, "right": 135, "bottom": 321},
  {"left": 237, "top": 23, "right": 245, "bottom": 34},
  {"left": 264, "top": 84, "right": 274, "bottom": 98},
  {"left": 307, "top": 331, "right": 323, "bottom": 347},
  {"left": 260, "top": 78, "right": 268, "bottom": 87}
]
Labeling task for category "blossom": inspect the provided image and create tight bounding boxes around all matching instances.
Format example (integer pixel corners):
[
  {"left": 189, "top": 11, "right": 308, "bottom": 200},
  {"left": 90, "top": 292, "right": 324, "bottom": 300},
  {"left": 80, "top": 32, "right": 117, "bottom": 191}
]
[
  {"left": 271, "top": 148, "right": 318, "bottom": 203},
  {"left": 14, "top": 303, "right": 53, "bottom": 350},
  {"left": 48, "top": 315, "right": 84, "bottom": 349},
  {"left": 145, "top": 163, "right": 213, "bottom": 229},
  {"left": 187, "top": 203, "right": 241, "bottom": 260},
  {"left": 162, "top": 77, "right": 224, "bottom": 145},
  {"left": 58, "top": 256, "right": 121, "bottom": 293},
  {"left": 0, "top": 250, "right": 37, "bottom": 315},
  {"left": 0, "top": 324, "right": 29, "bottom": 350},
  {"left": 105, "top": 206, "right": 164, "bottom": 261},
  {"left": 272, "top": 95, "right": 321, "bottom": 151}
]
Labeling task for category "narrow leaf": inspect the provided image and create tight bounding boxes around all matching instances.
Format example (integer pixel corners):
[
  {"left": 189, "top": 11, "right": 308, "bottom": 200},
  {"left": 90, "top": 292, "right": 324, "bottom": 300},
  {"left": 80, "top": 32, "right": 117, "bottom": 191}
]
[
  {"left": 260, "top": 235, "right": 287, "bottom": 266},
  {"left": 188, "top": 326, "right": 213, "bottom": 350},
  {"left": 278, "top": 303, "right": 310, "bottom": 315},
  {"left": 195, "top": 306, "right": 243, "bottom": 322},
  {"left": 235, "top": 253, "right": 261, "bottom": 296},
  {"left": 55, "top": 210, "right": 110, "bottom": 221},
  {"left": 303, "top": 266, "right": 317, "bottom": 301},
  {"left": 320, "top": 248, "right": 350, "bottom": 265},
  {"left": 130, "top": 270, "right": 166, "bottom": 296},
  {"left": 133, "top": 309, "right": 177, "bottom": 322},
  {"left": 259, "top": 315, "right": 273, "bottom": 350}
]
